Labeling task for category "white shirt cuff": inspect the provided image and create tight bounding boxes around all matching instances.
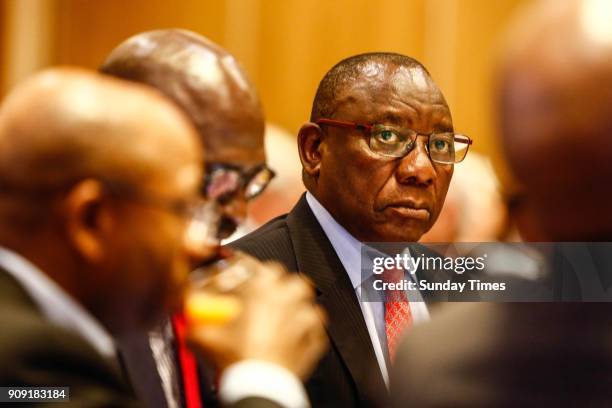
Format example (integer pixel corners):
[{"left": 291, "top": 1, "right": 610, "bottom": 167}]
[{"left": 219, "top": 360, "right": 310, "bottom": 408}]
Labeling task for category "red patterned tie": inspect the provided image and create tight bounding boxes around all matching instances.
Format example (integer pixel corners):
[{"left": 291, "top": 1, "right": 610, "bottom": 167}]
[
  {"left": 383, "top": 268, "right": 413, "bottom": 362},
  {"left": 172, "top": 312, "right": 203, "bottom": 408}
]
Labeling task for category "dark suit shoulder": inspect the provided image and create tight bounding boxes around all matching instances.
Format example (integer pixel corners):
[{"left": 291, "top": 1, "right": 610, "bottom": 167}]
[
  {"left": 228, "top": 214, "right": 298, "bottom": 271},
  {"left": 231, "top": 213, "right": 288, "bottom": 246},
  {"left": 0, "top": 273, "right": 139, "bottom": 407},
  {"left": 393, "top": 303, "right": 612, "bottom": 407}
]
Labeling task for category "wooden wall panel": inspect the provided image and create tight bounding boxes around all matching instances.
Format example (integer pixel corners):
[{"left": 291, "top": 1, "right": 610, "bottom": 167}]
[
  {"left": 453, "top": 0, "right": 525, "bottom": 182},
  {"left": 0, "top": 0, "right": 5, "bottom": 97},
  {"left": 256, "top": 0, "right": 425, "bottom": 133},
  {"left": 53, "top": 0, "right": 226, "bottom": 68},
  {"left": 1, "top": 0, "right": 528, "bottom": 180}
]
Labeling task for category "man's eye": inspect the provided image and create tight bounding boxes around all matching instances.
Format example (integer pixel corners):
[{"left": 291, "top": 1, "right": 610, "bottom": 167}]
[
  {"left": 376, "top": 130, "right": 400, "bottom": 144},
  {"left": 432, "top": 138, "right": 450, "bottom": 152}
]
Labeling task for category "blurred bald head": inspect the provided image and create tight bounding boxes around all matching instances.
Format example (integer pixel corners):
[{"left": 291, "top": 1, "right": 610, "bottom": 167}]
[
  {"left": 100, "top": 29, "right": 265, "bottom": 166},
  {"left": 498, "top": 0, "right": 612, "bottom": 240},
  {"left": 0, "top": 67, "right": 201, "bottom": 194},
  {"left": 0, "top": 68, "right": 203, "bottom": 332}
]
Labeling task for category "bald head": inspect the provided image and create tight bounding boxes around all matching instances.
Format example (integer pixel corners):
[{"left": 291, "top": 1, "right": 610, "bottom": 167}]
[
  {"left": 0, "top": 67, "right": 202, "bottom": 195},
  {"left": 498, "top": 0, "right": 612, "bottom": 240},
  {"left": 311, "top": 52, "right": 436, "bottom": 122},
  {"left": 100, "top": 29, "right": 265, "bottom": 166}
]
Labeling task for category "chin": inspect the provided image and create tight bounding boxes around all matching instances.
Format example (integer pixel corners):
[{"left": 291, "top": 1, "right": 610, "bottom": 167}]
[
  {"left": 387, "top": 223, "right": 428, "bottom": 242},
  {"left": 371, "top": 228, "right": 424, "bottom": 243}
]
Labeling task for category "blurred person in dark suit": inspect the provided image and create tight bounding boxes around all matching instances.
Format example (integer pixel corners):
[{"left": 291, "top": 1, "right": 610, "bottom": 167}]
[
  {"left": 0, "top": 67, "right": 203, "bottom": 406},
  {"left": 0, "top": 68, "right": 326, "bottom": 408},
  {"left": 101, "top": 30, "right": 326, "bottom": 408},
  {"left": 392, "top": 0, "right": 612, "bottom": 406},
  {"left": 230, "top": 52, "right": 472, "bottom": 407}
]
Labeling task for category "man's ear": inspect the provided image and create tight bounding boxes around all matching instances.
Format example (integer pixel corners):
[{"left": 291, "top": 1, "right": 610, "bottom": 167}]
[
  {"left": 298, "top": 122, "right": 324, "bottom": 180},
  {"left": 62, "top": 179, "right": 114, "bottom": 263}
]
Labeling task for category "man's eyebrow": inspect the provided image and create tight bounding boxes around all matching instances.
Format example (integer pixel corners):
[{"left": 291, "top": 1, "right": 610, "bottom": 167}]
[
  {"left": 434, "top": 121, "right": 454, "bottom": 132},
  {"left": 373, "top": 112, "right": 453, "bottom": 131},
  {"left": 372, "top": 112, "right": 409, "bottom": 126}
]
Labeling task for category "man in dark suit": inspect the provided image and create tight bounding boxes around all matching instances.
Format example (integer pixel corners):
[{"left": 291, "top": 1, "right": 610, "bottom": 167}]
[
  {"left": 230, "top": 53, "right": 473, "bottom": 407},
  {"left": 101, "top": 30, "right": 327, "bottom": 408},
  {"left": 0, "top": 67, "right": 202, "bottom": 406},
  {"left": 391, "top": 0, "right": 612, "bottom": 406},
  {"left": 0, "top": 68, "right": 325, "bottom": 407}
]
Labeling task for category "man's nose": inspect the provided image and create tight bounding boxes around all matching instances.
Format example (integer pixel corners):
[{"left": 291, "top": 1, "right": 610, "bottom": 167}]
[{"left": 395, "top": 140, "right": 436, "bottom": 187}]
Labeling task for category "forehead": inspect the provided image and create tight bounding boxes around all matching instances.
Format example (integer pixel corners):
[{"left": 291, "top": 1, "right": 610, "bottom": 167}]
[{"left": 333, "top": 62, "right": 452, "bottom": 128}]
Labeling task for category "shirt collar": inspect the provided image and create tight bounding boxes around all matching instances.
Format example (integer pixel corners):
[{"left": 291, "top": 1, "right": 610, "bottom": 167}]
[{"left": 0, "top": 246, "right": 116, "bottom": 358}]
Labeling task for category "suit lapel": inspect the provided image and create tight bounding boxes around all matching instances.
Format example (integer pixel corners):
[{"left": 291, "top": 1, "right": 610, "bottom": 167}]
[{"left": 286, "top": 196, "right": 387, "bottom": 402}]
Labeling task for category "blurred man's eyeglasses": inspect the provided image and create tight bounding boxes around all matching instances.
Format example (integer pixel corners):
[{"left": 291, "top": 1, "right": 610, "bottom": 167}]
[
  {"left": 103, "top": 180, "right": 222, "bottom": 249},
  {"left": 316, "top": 118, "right": 472, "bottom": 164},
  {"left": 202, "top": 163, "right": 276, "bottom": 205},
  {"left": 0, "top": 178, "right": 224, "bottom": 251}
]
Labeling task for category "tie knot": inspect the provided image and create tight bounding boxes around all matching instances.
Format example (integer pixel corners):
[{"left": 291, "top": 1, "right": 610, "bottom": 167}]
[{"left": 382, "top": 267, "right": 404, "bottom": 284}]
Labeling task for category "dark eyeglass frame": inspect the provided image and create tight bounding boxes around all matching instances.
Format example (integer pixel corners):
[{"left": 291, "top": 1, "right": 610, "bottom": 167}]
[
  {"left": 315, "top": 118, "right": 473, "bottom": 164},
  {"left": 202, "top": 162, "right": 276, "bottom": 204}
]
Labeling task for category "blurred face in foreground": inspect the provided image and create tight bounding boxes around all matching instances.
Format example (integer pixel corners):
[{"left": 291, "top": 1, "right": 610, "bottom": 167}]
[{"left": 498, "top": 0, "right": 612, "bottom": 241}]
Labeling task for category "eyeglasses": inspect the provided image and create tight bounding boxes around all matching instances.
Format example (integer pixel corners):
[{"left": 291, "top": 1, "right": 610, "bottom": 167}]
[
  {"left": 202, "top": 163, "right": 276, "bottom": 204},
  {"left": 316, "top": 118, "right": 473, "bottom": 164}
]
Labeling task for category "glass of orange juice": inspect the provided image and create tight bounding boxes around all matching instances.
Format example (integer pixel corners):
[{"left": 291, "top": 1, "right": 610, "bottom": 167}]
[{"left": 184, "top": 251, "right": 256, "bottom": 325}]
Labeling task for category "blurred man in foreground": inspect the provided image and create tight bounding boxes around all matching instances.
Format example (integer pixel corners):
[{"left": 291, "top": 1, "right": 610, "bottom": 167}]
[
  {"left": 101, "top": 30, "right": 326, "bottom": 408},
  {"left": 0, "top": 68, "right": 202, "bottom": 406},
  {"left": 231, "top": 52, "right": 472, "bottom": 406},
  {"left": 392, "top": 0, "right": 612, "bottom": 406},
  {"left": 0, "top": 68, "right": 325, "bottom": 407}
]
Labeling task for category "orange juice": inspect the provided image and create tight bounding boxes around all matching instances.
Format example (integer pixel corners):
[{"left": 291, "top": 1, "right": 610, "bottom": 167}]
[{"left": 185, "top": 291, "right": 241, "bottom": 324}]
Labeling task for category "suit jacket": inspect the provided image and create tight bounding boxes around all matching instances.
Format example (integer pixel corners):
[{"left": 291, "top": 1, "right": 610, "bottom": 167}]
[
  {"left": 225, "top": 195, "right": 450, "bottom": 408},
  {"left": 0, "top": 267, "right": 139, "bottom": 407},
  {"left": 0, "top": 263, "right": 280, "bottom": 408}
]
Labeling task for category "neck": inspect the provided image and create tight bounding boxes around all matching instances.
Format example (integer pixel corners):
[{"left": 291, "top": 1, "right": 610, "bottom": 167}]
[{"left": 0, "top": 226, "right": 83, "bottom": 307}]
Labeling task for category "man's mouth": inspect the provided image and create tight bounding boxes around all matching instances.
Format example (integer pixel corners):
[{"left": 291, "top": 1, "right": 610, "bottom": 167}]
[{"left": 383, "top": 200, "right": 431, "bottom": 221}]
